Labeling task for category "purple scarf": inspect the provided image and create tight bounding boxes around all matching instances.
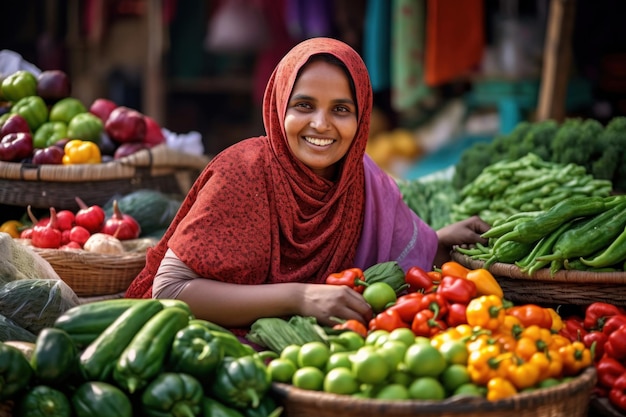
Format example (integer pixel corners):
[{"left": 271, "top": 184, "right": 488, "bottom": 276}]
[{"left": 354, "top": 155, "right": 438, "bottom": 272}]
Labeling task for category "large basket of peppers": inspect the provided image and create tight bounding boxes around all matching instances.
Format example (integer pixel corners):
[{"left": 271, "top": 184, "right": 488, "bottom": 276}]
[
  {"left": 268, "top": 261, "right": 598, "bottom": 417},
  {"left": 0, "top": 144, "right": 209, "bottom": 210}
]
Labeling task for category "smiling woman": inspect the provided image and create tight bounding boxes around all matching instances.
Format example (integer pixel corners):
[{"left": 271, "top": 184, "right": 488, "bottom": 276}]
[{"left": 124, "top": 37, "right": 490, "bottom": 339}]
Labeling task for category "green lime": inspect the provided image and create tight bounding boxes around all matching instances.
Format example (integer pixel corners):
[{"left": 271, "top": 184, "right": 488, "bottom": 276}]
[
  {"left": 326, "top": 352, "right": 353, "bottom": 372},
  {"left": 388, "top": 327, "right": 417, "bottom": 347},
  {"left": 267, "top": 358, "right": 298, "bottom": 383},
  {"left": 351, "top": 347, "right": 390, "bottom": 385},
  {"left": 452, "top": 382, "right": 484, "bottom": 397},
  {"left": 323, "top": 367, "right": 359, "bottom": 395},
  {"left": 292, "top": 366, "right": 325, "bottom": 391},
  {"left": 438, "top": 340, "right": 469, "bottom": 365},
  {"left": 363, "top": 282, "right": 397, "bottom": 313},
  {"left": 440, "top": 364, "right": 471, "bottom": 392},
  {"left": 404, "top": 343, "right": 447, "bottom": 378},
  {"left": 280, "top": 344, "right": 301, "bottom": 367},
  {"left": 375, "top": 383, "right": 410, "bottom": 400},
  {"left": 298, "top": 341, "right": 330, "bottom": 370},
  {"left": 408, "top": 377, "right": 446, "bottom": 400},
  {"left": 337, "top": 331, "right": 365, "bottom": 351}
]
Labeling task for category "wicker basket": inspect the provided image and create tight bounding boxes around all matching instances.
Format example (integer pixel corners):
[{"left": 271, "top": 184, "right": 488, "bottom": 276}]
[
  {"left": 21, "top": 238, "right": 155, "bottom": 297},
  {"left": 451, "top": 252, "right": 626, "bottom": 307},
  {"left": 271, "top": 367, "right": 596, "bottom": 417},
  {"left": 0, "top": 144, "right": 210, "bottom": 210}
]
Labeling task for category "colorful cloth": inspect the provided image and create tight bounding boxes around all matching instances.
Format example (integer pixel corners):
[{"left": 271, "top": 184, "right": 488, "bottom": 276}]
[{"left": 125, "top": 37, "right": 438, "bottom": 300}]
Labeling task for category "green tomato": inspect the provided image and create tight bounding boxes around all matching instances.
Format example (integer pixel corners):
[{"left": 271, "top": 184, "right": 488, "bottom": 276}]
[
  {"left": 292, "top": 367, "right": 324, "bottom": 391},
  {"left": 365, "top": 330, "right": 389, "bottom": 346},
  {"left": 374, "top": 383, "right": 410, "bottom": 400},
  {"left": 279, "top": 344, "right": 301, "bottom": 368},
  {"left": 363, "top": 282, "right": 397, "bottom": 314},
  {"left": 323, "top": 367, "right": 359, "bottom": 395},
  {"left": 336, "top": 331, "right": 365, "bottom": 351},
  {"left": 438, "top": 340, "right": 469, "bottom": 365},
  {"left": 297, "top": 341, "right": 330, "bottom": 370},
  {"left": 351, "top": 347, "right": 389, "bottom": 385},
  {"left": 452, "top": 382, "right": 485, "bottom": 398},
  {"left": 388, "top": 327, "right": 417, "bottom": 347},
  {"left": 408, "top": 377, "right": 446, "bottom": 400},
  {"left": 326, "top": 352, "right": 352, "bottom": 372},
  {"left": 379, "top": 340, "right": 408, "bottom": 371},
  {"left": 267, "top": 358, "right": 297, "bottom": 383},
  {"left": 404, "top": 343, "right": 447, "bottom": 378},
  {"left": 439, "top": 364, "right": 471, "bottom": 393}
]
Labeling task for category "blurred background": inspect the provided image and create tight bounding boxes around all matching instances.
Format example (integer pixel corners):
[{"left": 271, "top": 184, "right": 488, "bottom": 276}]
[{"left": 2, "top": 0, "right": 625, "bottom": 179}]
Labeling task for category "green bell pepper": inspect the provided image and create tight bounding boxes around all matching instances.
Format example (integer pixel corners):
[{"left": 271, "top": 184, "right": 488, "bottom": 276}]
[
  {"left": 0, "top": 342, "right": 33, "bottom": 401},
  {"left": 67, "top": 112, "right": 103, "bottom": 144},
  {"left": 168, "top": 323, "right": 224, "bottom": 383},
  {"left": 71, "top": 381, "right": 133, "bottom": 417},
  {"left": 33, "top": 121, "right": 68, "bottom": 148},
  {"left": 49, "top": 97, "right": 87, "bottom": 124},
  {"left": 202, "top": 397, "right": 245, "bottom": 417},
  {"left": 141, "top": 372, "right": 204, "bottom": 417},
  {"left": 244, "top": 395, "right": 283, "bottom": 417},
  {"left": 1, "top": 70, "right": 37, "bottom": 102},
  {"left": 14, "top": 385, "right": 72, "bottom": 417},
  {"left": 10, "top": 95, "right": 48, "bottom": 131},
  {"left": 210, "top": 355, "right": 271, "bottom": 409}
]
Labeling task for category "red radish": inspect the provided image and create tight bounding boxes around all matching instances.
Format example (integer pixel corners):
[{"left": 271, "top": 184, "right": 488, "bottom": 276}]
[
  {"left": 101, "top": 200, "right": 141, "bottom": 240},
  {"left": 56, "top": 210, "right": 76, "bottom": 231},
  {"left": 74, "top": 196, "right": 105, "bottom": 233}
]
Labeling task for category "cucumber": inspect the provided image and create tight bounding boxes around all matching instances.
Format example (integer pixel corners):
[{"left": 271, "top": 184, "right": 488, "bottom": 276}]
[
  {"left": 113, "top": 307, "right": 190, "bottom": 393},
  {"left": 79, "top": 299, "right": 163, "bottom": 381}
]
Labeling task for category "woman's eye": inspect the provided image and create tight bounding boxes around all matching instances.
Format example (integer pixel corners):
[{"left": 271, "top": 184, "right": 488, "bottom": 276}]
[{"left": 294, "top": 102, "right": 312, "bottom": 109}]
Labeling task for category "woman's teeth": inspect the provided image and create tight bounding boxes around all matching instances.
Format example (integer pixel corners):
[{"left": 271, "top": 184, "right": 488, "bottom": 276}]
[{"left": 304, "top": 137, "right": 334, "bottom": 146}]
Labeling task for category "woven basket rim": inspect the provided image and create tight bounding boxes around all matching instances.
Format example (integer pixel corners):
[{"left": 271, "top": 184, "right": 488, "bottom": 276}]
[
  {"left": 272, "top": 367, "right": 596, "bottom": 413},
  {"left": 0, "top": 144, "right": 210, "bottom": 182},
  {"left": 451, "top": 252, "right": 626, "bottom": 284}
]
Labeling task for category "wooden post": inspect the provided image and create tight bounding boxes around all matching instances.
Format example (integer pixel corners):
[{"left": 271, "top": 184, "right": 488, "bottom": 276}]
[
  {"left": 536, "top": 0, "right": 577, "bottom": 122},
  {"left": 144, "top": 0, "right": 164, "bottom": 124}
]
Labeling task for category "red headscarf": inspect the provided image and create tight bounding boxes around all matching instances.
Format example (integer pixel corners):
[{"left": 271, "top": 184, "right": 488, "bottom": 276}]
[{"left": 126, "top": 37, "right": 373, "bottom": 298}]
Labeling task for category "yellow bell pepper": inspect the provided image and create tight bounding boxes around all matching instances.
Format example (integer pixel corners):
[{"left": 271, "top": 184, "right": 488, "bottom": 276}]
[
  {"left": 465, "top": 268, "right": 504, "bottom": 298},
  {"left": 529, "top": 350, "right": 563, "bottom": 380},
  {"left": 62, "top": 139, "right": 101, "bottom": 164},
  {"left": 503, "top": 355, "right": 540, "bottom": 390},
  {"left": 559, "top": 341, "right": 592, "bottom": 376},
  {"left": 467, "top": 344, "right": 506, "bottom": 385},
  {"left": 497, "top": 314, "right": 524, "bottom": 340},
  {"left": 0, "top": 220, "right": 23, "bottom": 238},
  {"left": 466, "top": 295, "right": 506, "bottom": 331},
  {"left": 546, "top": 307, "right": 564, "bottom": 332},
  {"left": 486, "top": 377, "right": 517, "bottom": 401}
]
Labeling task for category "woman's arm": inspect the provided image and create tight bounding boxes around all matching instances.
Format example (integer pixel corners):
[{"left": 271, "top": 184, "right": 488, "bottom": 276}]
[{"left": 154, "top": 249, "right": 372, "bottom": 328}]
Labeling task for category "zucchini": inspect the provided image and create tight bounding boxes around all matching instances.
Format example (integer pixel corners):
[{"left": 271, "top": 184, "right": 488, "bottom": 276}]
[
  {"left": 54, "top": 298, "right": 193, "bottom": 347},
  {"left": 113, "top": 306, "right": 190, "bottom": 393},
  {"left": 79, "top": 299, "right": 163, "bottom": 381},
  {"left": 30, "top": 327, "right": 78, "bottom": 385}
]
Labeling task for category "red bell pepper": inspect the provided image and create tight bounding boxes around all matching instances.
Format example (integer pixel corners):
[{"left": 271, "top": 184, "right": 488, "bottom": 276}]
[
  {"left": 417, "top": 293, "right": 449, "bottom": 319},
  {"left": 325, "top": 267, "right": 367, "bottom": 293},
  {"left": 583, "top": 302, "right": 625, "bottom": 331},
  {"left": 368, "top": 309, "right": 409, "bottom": 332},
  {"left": 609, "top": 372, "right": 626, "bottom": 412},
  {"left": 405, "top": 266, "right": 436, "bottom": 293},
  {"left": 388, "top": 292, "right": 423, "bottom": 322},
  {"left": 582, "top": 330, "right": 607, "bottom": 362},
  {"left": 559, "top": 316, "right": 587, "bottom": 342},
  {"left": 447, "top": 303, "right": 468, "bottom": 327},
  {"left": 411, "top": 309, "right": 446, "bottom": 338},
  {"left": 597, "top": 355, "right": 626, "bottom": 389},
  {"left": 506, "top": 304, "right": 553, "bottom": 329},
  {"left": 605, "top": 325, "right": 626, "bottom": 360},
  {"left": 603, "top": 314, "right": 626, "bottom": 335},
  {"left": 436, "top": 276, "right": 477, "bottom": 305}
]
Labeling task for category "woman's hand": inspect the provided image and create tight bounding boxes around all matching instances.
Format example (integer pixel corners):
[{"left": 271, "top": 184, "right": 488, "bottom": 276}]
[
  {"left": 434, "top": 215, "right": 491, "bottom": 267},
  {"left": 298, "top": 283, "right": 373, "bottom": 327}
]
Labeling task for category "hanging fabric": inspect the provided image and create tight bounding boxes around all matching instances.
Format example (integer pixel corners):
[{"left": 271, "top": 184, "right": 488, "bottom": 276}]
[
  {"left": 285, "top": 0, "right": 334, "bottom": 40},
  {"left": 391, "top": 0, "right": 430, "bottom": 112},
  {"left": 424, "top": 0, "right": 485, "bottom": 86},
  {"left": 363, "top": 0, "right": 392, "bottom": 92}
]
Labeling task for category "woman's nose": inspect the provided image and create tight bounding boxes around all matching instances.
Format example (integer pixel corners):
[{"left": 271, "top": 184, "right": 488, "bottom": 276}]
[{"left": 310, "top": 111, "right": 330, "bottom": 130}]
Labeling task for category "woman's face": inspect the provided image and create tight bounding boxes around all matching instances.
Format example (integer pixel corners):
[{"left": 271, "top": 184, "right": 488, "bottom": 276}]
[{"left": 284, "top": 60, "right": 358, "bottom": 180}]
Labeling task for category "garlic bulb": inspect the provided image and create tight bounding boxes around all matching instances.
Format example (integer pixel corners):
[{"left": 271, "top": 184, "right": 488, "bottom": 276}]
[{"left": 83, "top": 233, "right": 125, "bottom": 255}]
